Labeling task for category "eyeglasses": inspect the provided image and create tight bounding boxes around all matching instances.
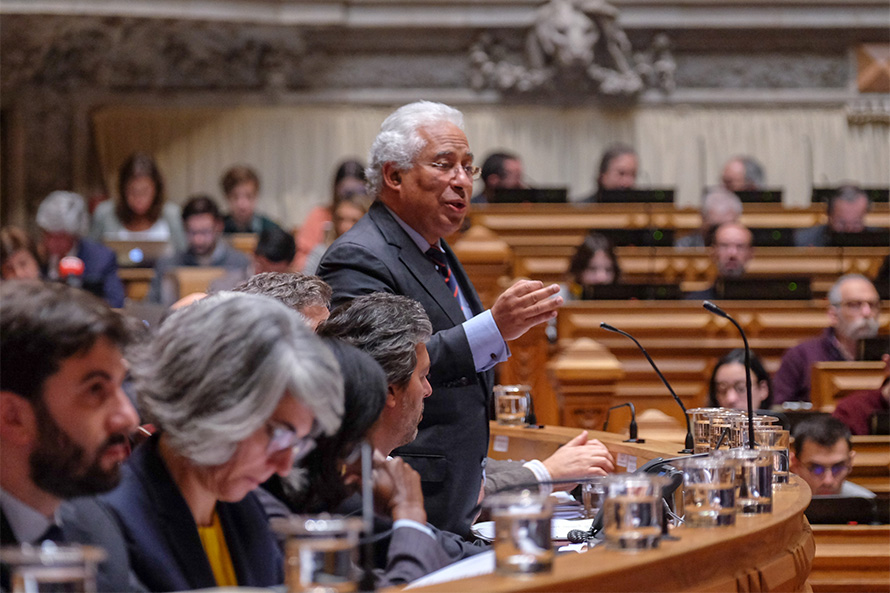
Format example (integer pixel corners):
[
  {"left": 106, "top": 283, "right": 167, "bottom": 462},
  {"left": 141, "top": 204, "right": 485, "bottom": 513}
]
[
  {"left": 836, "top": 299, "right": 880, "bottom": 311},
  {"left": 265, "top": 419, "right": 320, "bottom": 460},
  {"left": 715, "top": 381, "right": 747, "bottom": 397},
  {"left": 804, "top": 461, "right": 851, "bottom": 477},
  {"left": 427, "top": 161, "right": 481, "bottom": 180}
]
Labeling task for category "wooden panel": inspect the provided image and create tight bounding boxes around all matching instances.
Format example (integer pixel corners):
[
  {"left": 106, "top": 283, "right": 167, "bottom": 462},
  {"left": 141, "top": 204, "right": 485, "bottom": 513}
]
[
  {"left": 810, "top": 525, "right": 890, "bottom": 593},
  {"left": 810, "top": 361, "right": 886, "bottom": 411},
  {"left": 118, "top": 267, "right": 154, "bottom": 301}
]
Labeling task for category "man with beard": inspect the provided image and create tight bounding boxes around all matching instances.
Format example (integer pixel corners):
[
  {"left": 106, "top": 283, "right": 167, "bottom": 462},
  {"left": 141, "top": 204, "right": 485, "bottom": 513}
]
[
  {"left": 0, "top": 281, "right": 142, "bottom": 592},
  {"left": 147, "top": 195, "right": 250, "bottom": 306},
  {"left": 684, "top": 221, "right": 754, "bottom": 300},
  {"left": 773, "top": 274, "right": 882, "bottom": 405}
]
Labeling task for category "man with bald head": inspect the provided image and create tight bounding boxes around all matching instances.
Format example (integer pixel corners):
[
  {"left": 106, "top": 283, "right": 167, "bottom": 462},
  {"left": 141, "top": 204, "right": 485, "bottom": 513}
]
[
  {"left": 318, "top": 101, "right": 563, "bottom": 536},
  {"left": 685, "top": 221, "right": 754, "bottom": 300},
  {"left": 773, "top": 274, "right": 882, "bottom": 405},
  {"left": 721, "top": 155, "right": 765, "bottom": 192}
]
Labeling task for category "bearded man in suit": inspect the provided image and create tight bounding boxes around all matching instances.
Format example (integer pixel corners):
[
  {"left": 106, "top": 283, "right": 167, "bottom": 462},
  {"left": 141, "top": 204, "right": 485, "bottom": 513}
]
[{"left": 318, "top": 101, "right": 563, "bottom": 536}]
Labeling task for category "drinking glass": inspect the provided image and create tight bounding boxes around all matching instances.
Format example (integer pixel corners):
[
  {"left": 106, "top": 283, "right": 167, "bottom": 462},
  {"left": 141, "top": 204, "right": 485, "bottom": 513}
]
[
  {"left": 0, "top": 543, "right": 106, "bottom": 593},
  {"left": 681, "top": 456, "right": 737, "bottom": 527},
  {"left": 723, "top": 448, "right": 773, "bottom": 515},
  {"left": 686, "top": 407, "right": 723, "bottom": 454},
  {"left": 493, "top": 385, "right": 531, "bottom": 426},
  {"left": 602, "top": 474, "right": 669, "bottom": 550},
  {"left": 581, "top": 477, "right": 607, "bottom": 520},
  {"left": 272, "top": 515, "right": 363, "bottom": 593},
  {"left": 485, "top": 489, "right": 554, "bottom": 575},
  {"left": 754, "top": 427, "right": 791, "bottom": 486}
]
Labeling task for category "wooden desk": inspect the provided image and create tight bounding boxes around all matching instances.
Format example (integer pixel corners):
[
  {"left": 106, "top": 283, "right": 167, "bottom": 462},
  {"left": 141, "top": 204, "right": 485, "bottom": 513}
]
[
  {"left": 849, "top": 435, "right": 890, "bottom": 498},
  {"left": 407, "top": 425, "right": 815, "bottom": 593},
  {"left": 810, "top": 524, "right": 890, "bottom": 593},
  {"left": 810, "top": 361, "right": 887, "bottom": 411},
  {"left": 118, "top": 267, "right": 154, "bottom": 301}
]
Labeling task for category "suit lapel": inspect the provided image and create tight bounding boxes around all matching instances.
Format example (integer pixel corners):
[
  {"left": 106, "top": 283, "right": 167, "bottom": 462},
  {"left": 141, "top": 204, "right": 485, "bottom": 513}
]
[{"left": 369, "top": 202, "right": 469, "bottom": 327}]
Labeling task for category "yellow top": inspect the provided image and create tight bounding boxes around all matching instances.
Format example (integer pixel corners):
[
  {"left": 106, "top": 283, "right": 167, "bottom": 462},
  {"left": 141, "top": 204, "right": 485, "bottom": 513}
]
[{"left": 197, "top": 510, "right": 238, "bottom": 587}]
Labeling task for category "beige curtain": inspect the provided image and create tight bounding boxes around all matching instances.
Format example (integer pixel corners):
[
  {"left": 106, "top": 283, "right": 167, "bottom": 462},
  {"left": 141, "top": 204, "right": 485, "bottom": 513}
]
[{"left": 93, "top": 105, "right": 890, "bottom": 229}]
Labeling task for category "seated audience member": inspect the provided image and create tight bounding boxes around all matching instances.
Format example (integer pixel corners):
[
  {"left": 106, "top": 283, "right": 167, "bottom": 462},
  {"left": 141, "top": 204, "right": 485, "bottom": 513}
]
[
  {"left": 261, "top": 339, "right": 479, "bottom": 587},
  {"left": 90, "top": 152, "right": 186, "bottom": 252},
  {"left": 233, "top": 271, "right": 331, "bottom": 330},
  {"left": 295, "top": 158, "right": 367, "bottom": 271},
  {"left": 0, "top": 281, "right": 141, "bottom": 592},
  {"left": 36, "top": 191, "right": 125, "bottom": 308},
  {"left": 684, "top": 221, "right": 753, "bottom": 300},
  {"left": 147, "top": 195, "right": 250, "bottom": 306},
  {"left": 471, "top": 152, "right": 526, "bottom": 204},
  {"left": 101, "top": 293, "right": 343, "bottom": 592},
  {"left": 833, "top": 353, "right": 890, "bottom": 435},
  {"left": 773, "top": 274, "right": 881, "bottom": 406},
  {"left": 581, "top": 143, "right": 638, "bottom": 202},
  {"left": 564, "top": 231, "right": 620, "bottom": 300},
  {"left": 790, "top": 415, "right": 874, "bottom": 497},
  {"left": 253, "top": 226, "right": 297, "bottom": 273},
  {"left": 0, "top": 226, "right": 41, "bottom": 280},
  {"left": 303, "top": 189, "right": 371, "bottom": 275},
  {"left": 318, "top": 293, "right": 614, "bottom": 499},
  {"left": 795, "top": 185, "right": 876, "bottom": 247},
  {"left": 675, "top": 187, "right": 743, "bottom": 249},
  {"left": 707, "top": 348, "right": 773, "bottom": 410},
  {"left": 220, "top": 165, "right": 284, "bottom": 235},
  {"left": 721, "top": 155, "right": 765, "bottom": 192}
]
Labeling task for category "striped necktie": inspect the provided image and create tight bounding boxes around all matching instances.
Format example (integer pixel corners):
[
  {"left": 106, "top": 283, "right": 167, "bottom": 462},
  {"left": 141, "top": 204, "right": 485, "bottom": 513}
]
[{"left": 425, "top": 246, "right": 459, "bottom": 299}]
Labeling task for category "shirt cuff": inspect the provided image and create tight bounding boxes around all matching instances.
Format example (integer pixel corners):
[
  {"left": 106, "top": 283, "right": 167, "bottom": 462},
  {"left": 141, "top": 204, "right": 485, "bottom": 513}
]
[
  {"left": 463, "top": 310, "right": 509, "bottom": 372},
  {"left": 523, "top": 459, "right": 554, "bottom": 496},
  {"left": 392, "top": 519, "right": 437, "bottom": 541}
]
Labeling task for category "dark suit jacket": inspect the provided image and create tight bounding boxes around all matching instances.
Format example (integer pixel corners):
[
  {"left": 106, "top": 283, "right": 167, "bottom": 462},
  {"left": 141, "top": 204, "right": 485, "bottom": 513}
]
[
  {"left": 1, "top": 498, "right": 142, "bottom": 593},
  {"left": 318, "top": 201, "right": 494, "bottom": 537},
  {"left": 51, "top": 239, "right": 125, "bottom": 308},
  {"left": 101, "top": 435, "right": 283, "bottom": 592}
]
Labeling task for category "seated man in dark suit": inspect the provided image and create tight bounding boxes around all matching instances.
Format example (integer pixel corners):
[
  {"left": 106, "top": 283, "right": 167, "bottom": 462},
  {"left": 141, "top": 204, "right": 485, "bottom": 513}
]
[
  {"left": 36, "top": 191, "right": 125, "bottom": 308},
  {"left": 0, "top": 281, "right": 142, "bottom": 592},
  {"left": 147, "top": 194, "right": 250, "bottom": 306},
  {"left": 795, "top": 185, "right": 876, "bottom": 247},
  {"left": 684, "top": 221, "right": 754, "bottom": 300}
]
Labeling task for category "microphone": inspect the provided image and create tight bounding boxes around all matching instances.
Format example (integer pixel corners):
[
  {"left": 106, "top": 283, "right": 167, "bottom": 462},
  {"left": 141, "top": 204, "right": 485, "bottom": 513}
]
[
  {"left": 703, "top": 301, "right": 755, "bottom": 449},
  {"left": 603, "top": 402, "right": 644, "bottom": 443},
  {"left": 600, "top": 322, "right": 694, "bottom": 454},
  {"left": 58, "top": 256, "right": 85, "bottom": 288}
]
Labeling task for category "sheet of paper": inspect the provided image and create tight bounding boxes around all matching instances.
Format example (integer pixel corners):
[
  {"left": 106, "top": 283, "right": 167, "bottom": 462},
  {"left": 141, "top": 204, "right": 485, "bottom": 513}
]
[{"left": 404, "top": 550, "right": 496, "bottom": 589}]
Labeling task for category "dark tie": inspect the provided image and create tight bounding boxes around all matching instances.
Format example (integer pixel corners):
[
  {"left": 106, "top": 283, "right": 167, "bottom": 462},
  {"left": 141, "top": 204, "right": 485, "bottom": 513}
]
[
  {"left": 38, "top": 523, "right": 65, "bottom": 544},
  {"left": 425, "top": 246, "right": 459, "bottom": 299}
]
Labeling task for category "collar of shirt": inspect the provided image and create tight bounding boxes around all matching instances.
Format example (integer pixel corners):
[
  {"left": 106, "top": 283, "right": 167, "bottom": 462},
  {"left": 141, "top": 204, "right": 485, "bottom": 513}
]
[
  {"left": 383, "top": 205, "right": 443, "bottom": 254},
  {"left": 0, "top": 487, "right": 61, "bottom": 544}
]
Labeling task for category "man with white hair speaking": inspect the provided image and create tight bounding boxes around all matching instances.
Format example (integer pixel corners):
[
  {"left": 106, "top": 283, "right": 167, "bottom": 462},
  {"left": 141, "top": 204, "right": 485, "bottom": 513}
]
[
  {"left": 773, "top": 274, "right": 882, "bottom": 406},
  {"left": 318, "top": 101, "right": 563, "bottom": 536}
]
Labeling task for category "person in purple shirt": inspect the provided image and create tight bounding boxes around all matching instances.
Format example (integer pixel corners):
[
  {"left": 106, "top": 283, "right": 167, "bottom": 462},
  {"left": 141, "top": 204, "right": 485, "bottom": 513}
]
[
  {"left": 833, "top": 354, "right": 890, "bottom": 435},
  {"left": 772, "top": 274, "right": 881, "bottom": 406}
]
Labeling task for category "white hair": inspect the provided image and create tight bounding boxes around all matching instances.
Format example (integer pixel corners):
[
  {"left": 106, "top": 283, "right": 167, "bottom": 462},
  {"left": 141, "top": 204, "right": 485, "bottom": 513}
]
[
  {"left": 36, "top": 191, "right": 89, "bottom": 236},
  {"left": 828, "top": 273, "right": 875, "bottom": 307},
  {"left": 365, "top": 101, "right": 465, "bottom": 197},
  {"left": 132, "top": 292, "right": 343, "bottom": 466},
  {"left": 701, "top": 187, "right": 743, "bottom": 220}
]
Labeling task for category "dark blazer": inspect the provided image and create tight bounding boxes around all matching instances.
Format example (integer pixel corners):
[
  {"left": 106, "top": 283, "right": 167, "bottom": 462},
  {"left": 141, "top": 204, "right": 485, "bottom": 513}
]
[
  {"left": 101, "top": 435, "right": 283, "bottom": 592},
  {"left": 1, "top": 498, "right": 143, "bottom": 593},
  {"left": 318, "top": 201, "right": 494, "bottom": 537},
  {"left": 73, "top": 239, "right": 125, "bottom": 308}
]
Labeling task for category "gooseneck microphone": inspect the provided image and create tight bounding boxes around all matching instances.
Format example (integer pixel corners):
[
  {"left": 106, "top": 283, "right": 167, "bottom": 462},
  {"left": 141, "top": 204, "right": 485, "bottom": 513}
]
[
  {"left": 600, "top": 322, "right": 694, "bottom": 454},
  {"left": 703, "top": 301, "right": 755, "bottom": 449},
  {"left": 603, "top": 402, "right": 643, "bottom": 443}
]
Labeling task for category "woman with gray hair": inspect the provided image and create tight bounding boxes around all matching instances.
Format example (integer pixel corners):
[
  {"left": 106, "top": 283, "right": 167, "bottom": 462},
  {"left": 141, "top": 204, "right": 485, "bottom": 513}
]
[
  {"left": 35, "top": 190, "right": 125, "bottom": 307},
  {"left": 101, "top": 293, "right": 343, "bottom": 592}
]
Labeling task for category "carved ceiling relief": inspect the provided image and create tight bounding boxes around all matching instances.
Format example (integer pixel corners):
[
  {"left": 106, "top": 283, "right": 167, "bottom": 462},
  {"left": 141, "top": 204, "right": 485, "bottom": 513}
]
[{"left": 469, "top": 0, "right": 675, "bottom": 98}]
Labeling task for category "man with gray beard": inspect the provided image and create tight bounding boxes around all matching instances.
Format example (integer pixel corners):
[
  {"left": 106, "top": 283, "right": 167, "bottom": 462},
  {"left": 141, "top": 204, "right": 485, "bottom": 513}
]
[{"left": 773, "top": 274, "right": 882, "bottom": 405}]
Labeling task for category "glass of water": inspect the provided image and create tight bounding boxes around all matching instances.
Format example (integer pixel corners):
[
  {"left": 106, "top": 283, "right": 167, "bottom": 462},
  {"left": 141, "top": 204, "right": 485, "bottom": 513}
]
[
  {"left": 485, "top": 489, "right": 554, "bottom": 575},
  {"left": 272, "top": 515, "right": 363, "bottom": 593},
  {"left": 723, "top": 448, "right": 773, "bottom": 515},
  {"left": 602, "top": 473, "right": 669, "bottom": 550},
  {"left": 0, "top": 543, "right": 106, "bottom": 593},
  {"left": 493, "top": 385, "right": 531, "bottom": 426},
  {"left": 680, "top": 456, "right": 737, "bottom": 527},
  {"left": 753, "top": 427, "right": 791, "bottom": 486}
]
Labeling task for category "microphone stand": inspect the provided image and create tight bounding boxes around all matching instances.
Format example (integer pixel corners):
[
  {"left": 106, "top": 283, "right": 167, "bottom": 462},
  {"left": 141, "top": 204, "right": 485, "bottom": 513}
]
[
  {"left": 603, "top": 402, "right": 644, "bottom": 443},
  {"left": 600, "top": 322, "right": 694, "bottom": 454},
  {"left": 703, "top": 301, "right": 755, "bottom": 449}
]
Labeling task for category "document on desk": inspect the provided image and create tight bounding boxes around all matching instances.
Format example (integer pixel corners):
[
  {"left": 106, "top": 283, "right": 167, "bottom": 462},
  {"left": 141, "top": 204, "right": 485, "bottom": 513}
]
[{"left": 404, "top": 550, "right": 496, "bottom": 589}]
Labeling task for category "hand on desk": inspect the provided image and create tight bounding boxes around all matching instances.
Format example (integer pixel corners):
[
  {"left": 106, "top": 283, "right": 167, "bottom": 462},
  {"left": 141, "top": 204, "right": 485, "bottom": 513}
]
[{"left": 542, "top": 431, "right": 615, "bottom": 490}]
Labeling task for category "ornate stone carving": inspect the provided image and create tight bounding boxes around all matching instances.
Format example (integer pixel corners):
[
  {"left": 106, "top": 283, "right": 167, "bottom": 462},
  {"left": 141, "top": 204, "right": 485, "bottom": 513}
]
[{"left": 469, "top": 0, "right": 675, "bottom": 97}]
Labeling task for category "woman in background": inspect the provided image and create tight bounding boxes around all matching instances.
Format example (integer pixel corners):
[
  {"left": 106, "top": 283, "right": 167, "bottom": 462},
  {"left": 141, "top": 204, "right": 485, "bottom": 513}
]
[
  {"left": 0, "top": 226, "right": 41, "bottom": 280},
  {"left": 294, "top": 158, "right": 367, "bottom": 271},
  {"left": 90, "top": 152, "right": 187, "bottom": 252},
  {"left": 563, "top": 231, "right": 620, "bottom": 300},
  {"left": 303, "top": 189, "right": 371, "bottom": 275},
  {"left": 707, "top": 348, "right": 773, "bottom": 411}
]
